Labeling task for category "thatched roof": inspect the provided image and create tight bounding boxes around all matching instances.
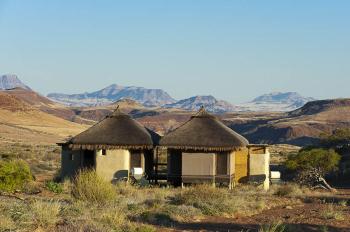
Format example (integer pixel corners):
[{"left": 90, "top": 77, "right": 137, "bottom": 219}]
[
  {"left": 65, "top": 107, "right": 160, "bottom": 150},
  {"left": 159, "top": 107, "right": 248, "bottom": 151}
]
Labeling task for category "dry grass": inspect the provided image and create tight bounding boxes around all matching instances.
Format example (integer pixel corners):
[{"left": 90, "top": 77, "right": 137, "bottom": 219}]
[
  {"left": 71, "top": 170, "right": 117, "bottom": 205},
  {"left": 0, "top": 180, "right": 344, "bottom": 232},
  {"left": 259, "top": 221, "right": 286, "bottom": 232},
  {"left": 273, "top": 184, "right": 304, "bottom": 197},
  {"left": 0, "top": 142, "right": 61, "bottom": 176},
  {"left": 31, "top": 200, "right": 61, "bottom": 228},
  {"left": 172, "top": 184, "right": 268, "bottom": 217},
  {"left": 0, "top": 142, "right": 346, "bottom": 231},
  {"left": 0, "top": 109, "right": 87, "bottom": 140},
  {"left": 321, "top": 204, "right": 345, "bottom": 220},
  {"left": 0, "top": 213, "right": 16, "bottom": 232}
]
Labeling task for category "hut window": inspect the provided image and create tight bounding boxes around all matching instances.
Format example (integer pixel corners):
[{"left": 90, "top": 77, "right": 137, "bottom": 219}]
[
  {"left": 102, "top": 149, "right": 107, "bottom": 156},
  {"left": 130, "top": 151, "right": 142, "bottom": 168},
  {"left": 69, "top": 153, "right": 74, "bottom": 161}
]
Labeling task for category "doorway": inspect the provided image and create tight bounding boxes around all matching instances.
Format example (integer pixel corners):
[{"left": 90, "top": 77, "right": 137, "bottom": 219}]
[{"left": 83, "top": 150, "right": 95, "bottom": 169}]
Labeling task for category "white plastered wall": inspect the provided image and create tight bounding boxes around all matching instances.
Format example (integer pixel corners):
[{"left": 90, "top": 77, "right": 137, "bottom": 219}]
[
  {"left": 249, "top": 148, "right": 270, "bottom": 190},
  {"left": 95, "top": 149, "right": 130, "bottom": 182}
]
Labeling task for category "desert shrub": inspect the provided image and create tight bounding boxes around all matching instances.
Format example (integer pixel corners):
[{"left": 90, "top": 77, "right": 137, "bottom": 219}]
[
  {"left": 0, "top": 159, "right": 33, "bottom": 192},
  {"left": 98, "top": 208, "right": 128, "bottom": 231},
  {"left": 30, "top": 200, "right": 61, "bottom": 228},
  {"left": 71, "top": 170, "right": 117, "bottom": 205},
  {"left": 321, "top": 204, "right": 344, "bottom": 220},
  {"left": 259, "top": 221, "right": 286, "bottom": 232},
  {"left": 286, "top": 148, "right": 340, "bottom": 174},
  {"left": 144, "top": 198, "right": 164, "bottom": 208},
  {"left": 131, "top": 224, "right": 156, "bottom": 232},
  {"left": 164, "top": 204, "right": 202, "bottom": 221},
  {"left": 338, "top": 200, "right": 348, "bottom": 206},
  {"left": 140, "top": 211, "right": 174, "bottom": 226},
  {"left": 4, "top": 200, "right": 60, "bottom": 230},
  {"left": 0, "top": 214, "right": 16, "bottom": 232},
  {"left": 274, "top": 184, "right": 303, "bottom": 197},
  {"left": 23, "top": 181, "right": 41, "bottom": 194},
  {"left": 285, "top": 148, "right": 340, "bottom": 189},
  {"left": 45, "top": 180, "right": 63, "bottom": 194},
  {"left": 173, "top": 185, "right": 238, "bottom": 216},
  {"left": 60, "top": 200, "right": 86, "bottom": 218}
]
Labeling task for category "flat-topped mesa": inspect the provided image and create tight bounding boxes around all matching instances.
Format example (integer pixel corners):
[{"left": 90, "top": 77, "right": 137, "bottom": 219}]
[{"left": 289, "top": 98, "right": 350, "bottom": 117}]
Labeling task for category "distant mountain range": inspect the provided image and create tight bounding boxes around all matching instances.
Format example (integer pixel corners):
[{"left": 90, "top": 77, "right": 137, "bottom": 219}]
[
  {"left": 0, "top": 74, "right": 31, "bottom": 90},
  {"left": 1, "top": 75, "right": 349, "bottom": 146},
  {"left": 1, "top": 74, "right": 316, "bottom": 113},
  {"left": 164, "top": 95, "right": 237, "bottom": 113},
  {"left": 48, "top": 84, "right": 315, "bottom": 113},
  {"left": 237, "top": 92, "right": 316, "bottom": 112},
  {"left": 47, "top": 84, "right": 176, "bottom": 107}
]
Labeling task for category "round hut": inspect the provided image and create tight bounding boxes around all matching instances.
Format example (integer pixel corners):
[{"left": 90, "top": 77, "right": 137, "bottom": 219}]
[
  {"left": 59, "top": 107, "right": 160, "bottom": 182},
  {"left": 159, "top": 107, "right": 250, "bottom": 188}
]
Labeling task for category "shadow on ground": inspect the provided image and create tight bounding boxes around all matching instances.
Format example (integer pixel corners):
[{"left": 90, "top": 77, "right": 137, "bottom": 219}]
[{"left": 169, "top": 222, "right": 348, "bottom": 232}]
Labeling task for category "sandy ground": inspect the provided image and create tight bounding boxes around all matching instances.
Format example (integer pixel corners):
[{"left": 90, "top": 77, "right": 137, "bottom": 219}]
[{"left": 162, "top": 190, "right": 350, "bottom": 232}]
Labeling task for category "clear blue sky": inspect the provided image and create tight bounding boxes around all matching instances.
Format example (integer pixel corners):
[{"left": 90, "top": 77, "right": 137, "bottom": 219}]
[{"left": 0, "top": 1, "right": 349, "bottom": 103}]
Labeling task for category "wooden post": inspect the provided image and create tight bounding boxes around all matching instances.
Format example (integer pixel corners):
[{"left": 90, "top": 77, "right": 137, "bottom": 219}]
[
  {"left": 228, "top": 152, "right": 232, "bottom": 190},
  {"left": 213, "top": 153, "right": 216, "bottom": 188},
  {"left": 155, "top": 147, "right": 159, "bottom": 185}
]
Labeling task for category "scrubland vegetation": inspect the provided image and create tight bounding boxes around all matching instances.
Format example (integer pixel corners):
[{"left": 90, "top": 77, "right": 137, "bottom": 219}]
[
  {"left": 0, "top": 142, "right": 349, "bottom": 231},
  {"left": 1, "top": 165, "right": 348, "bottom": 232}
]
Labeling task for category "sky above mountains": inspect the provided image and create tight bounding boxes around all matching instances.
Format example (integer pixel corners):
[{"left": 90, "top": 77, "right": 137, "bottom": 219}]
[{"left": 0, "top": 1, "right": 349, "bottom": 103}]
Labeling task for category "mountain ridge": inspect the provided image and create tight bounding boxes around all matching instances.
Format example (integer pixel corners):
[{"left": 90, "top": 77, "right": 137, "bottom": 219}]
[
  {"left": 2, "top": 74, "right": 316, "bottom": 113},
  {"left": 48, "top": 84, "right": 176, "bottom": 107},
  {"left": 0, "top": 74, "right": 31, "bottom": 90},
  {"left": 237, "top": 92, "right": 316, "bottom": 112},
  {"left": 164, "top": 95, "right": 237, "bottom": 113}
]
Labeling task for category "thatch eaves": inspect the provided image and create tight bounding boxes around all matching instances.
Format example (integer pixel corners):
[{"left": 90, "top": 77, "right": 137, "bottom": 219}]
[{"left": 64, "top": 107, "right": 160, "bottom": 150}]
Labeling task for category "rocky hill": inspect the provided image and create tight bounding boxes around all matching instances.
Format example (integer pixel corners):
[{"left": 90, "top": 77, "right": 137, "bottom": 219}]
[
  {"left": 0, "top": 74, "right": 31, "bottom": 90},
  {"left": 73, "top": 98, "right": 146, "bottom": 122},
  {"left": 164, "top": 95, "right": 237, "bottom": 113},
  {"left": 0, "top": 90, "right": 87, "bottom": 143},
  {"left": 0, "top": 91, "right": 34, "bottom": 111},
  {"left": 227, "top": 98, "right": 350, "bottom": 146},
  {"left": 47, "top": 84, "right": 176, "bottom": 107},
  {"left": 238, "top": 92, "right": 315, "bottom": 112}
]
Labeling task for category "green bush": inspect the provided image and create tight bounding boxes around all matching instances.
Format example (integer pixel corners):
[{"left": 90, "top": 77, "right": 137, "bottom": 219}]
[
  {"left": 0, "top": 159, "right": 33, "bottom": 192},
  {"left": 286, "top": 148, "right": 340, "bottom": 175},
  {"left": 45, "top": 181, "right": 63, "bottom": 194},
  {"left": 71, "top": 170, "right": 117, "bottom": 205}
]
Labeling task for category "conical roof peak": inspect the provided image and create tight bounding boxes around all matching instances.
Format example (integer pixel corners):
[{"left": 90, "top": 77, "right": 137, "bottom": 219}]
[
  {"left": 67, "top": 107, "right": 160, "bottom": 150},
  {"left": 160, "top": 107, "right": 248, "bottom": 151},
  {"left": 108, "top": 105, "right": 129, "bottom": 118},
  {"left": 191, "top": 106, "right": 215, "bottom": 119}
]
